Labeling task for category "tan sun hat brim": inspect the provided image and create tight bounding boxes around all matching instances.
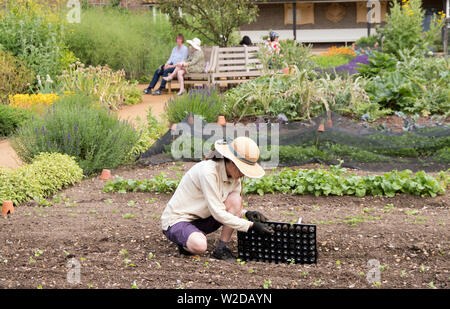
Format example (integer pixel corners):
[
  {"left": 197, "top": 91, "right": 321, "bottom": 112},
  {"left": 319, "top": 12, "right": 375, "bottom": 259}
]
[{"left": 214, "top": 141, "right": 265, "bottom": 179}]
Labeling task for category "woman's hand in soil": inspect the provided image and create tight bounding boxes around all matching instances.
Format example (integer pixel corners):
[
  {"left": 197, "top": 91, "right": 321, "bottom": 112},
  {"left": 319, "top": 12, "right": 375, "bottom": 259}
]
[
  {"left": 246, "top": 210, "right": 268, "bottom": 223},
  {"left": 251, "top": 222, "right": 274, "bottom": 235}
]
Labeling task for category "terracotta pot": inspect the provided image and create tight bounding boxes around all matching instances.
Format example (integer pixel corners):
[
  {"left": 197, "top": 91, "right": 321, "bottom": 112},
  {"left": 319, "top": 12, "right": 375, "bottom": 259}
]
[
  {"left": 326, "top": 119, "right": 333, "bottom": 128},
  {"left": 318, "top": 123, "right": 325, "bottom": 132},
  {"left": 2, "top": 200, "right": 14, "bottom": 216},
  {"left": 99, "top": 169, "right": 111, "bottom": 181},
  {"left": 217, "top": 115, "right": 226, "bottom": 126}
]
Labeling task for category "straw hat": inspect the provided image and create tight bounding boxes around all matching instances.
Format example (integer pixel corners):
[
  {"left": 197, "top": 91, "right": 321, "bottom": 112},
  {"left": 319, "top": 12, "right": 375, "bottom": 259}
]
[
  {"left": 214, "top": 137, "right": 265, "bottom": 179},
  {"left": 186, "top": 38, "right": 202, "bottom": 51}
]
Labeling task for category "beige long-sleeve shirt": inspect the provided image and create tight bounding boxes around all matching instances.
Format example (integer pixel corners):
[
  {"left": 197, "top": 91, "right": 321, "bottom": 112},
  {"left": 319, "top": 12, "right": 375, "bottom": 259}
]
[{"left": 161, "top": 159, "right": 252, "bottom": 232}]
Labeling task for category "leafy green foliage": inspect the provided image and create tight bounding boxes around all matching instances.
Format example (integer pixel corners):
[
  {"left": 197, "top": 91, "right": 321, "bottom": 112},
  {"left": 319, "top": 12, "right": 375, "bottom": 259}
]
[
  {"left": 376, "top": 0, "right": 426, "bottom": 58},
  {"left": 160, "top": 0, "right": 258, "bottom": 47},
  {"left": 359, "top": 50, "right": 450, "bottom": 115},
  {"left": 0, "top": 50, "right": 35, "bottom": 104},
  {"left": 0, "top": 105, "right": 32, "bottom": 137},
  {"left": 102, "top": 165, "right": 447, "bottom": 198},
  {"left": 258, "top": 39, "right": 314, "bottom": 72},
  {"left": 11, "top": 94, "right": 139, "bottom": 175},
  {"left": 243, "top": 165, "right": 446, "bottom": 198},
  {"left": 164, "top": 87, "right": 224, "bottom": 124},
  {"left": 103, "top": 173, "right": 180, "bottom": 194},
  {"left": 0, "top": 1, "right": 69, "bottom": 81},
  {"left": 311, "top": 54, "right": 352, "bottom": 69},
  {"left": 224, "top": 69, "right": 373, "bottom": 121},
  {"left": 65, "top": 7, "right": 181, "bottom": 79},
  {"left": 0, "top": 152, "right": 83, "bottom": 205}
]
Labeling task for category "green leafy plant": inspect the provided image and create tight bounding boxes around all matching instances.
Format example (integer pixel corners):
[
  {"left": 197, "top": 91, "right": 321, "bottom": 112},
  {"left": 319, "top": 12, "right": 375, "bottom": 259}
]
[
  {"left": 0, "top": 50, "right": 35, "bottom": 104},
  {"left": 0, "top": 105, "right": 32, "bottom": 137},
  {"left": 65, "top": 7, "right": 178, "bottom": 79},
  {"left": 0, "top": 0, "right": 69, "bottom": 82},
  {"left": 164, "top": 87, "right": 224, "bottom": 124},
  {"left": 11, "top": 94, "right": 139, "bottom": 175},
  {"left": 103, "top": 173, "right": 180, "bottom": 194},
  {"left": 57, "top": 62, "right": 141, "bottom": 110},
  {"left": 160, "top": 0, "right": 258, "bottom": 47},
  {"left": 0, "top": 152, "right": 83, "bottom": 205}
]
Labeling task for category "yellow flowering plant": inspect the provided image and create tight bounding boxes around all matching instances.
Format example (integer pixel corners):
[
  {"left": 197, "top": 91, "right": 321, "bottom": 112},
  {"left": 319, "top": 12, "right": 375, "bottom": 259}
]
[
  {"left": 9, "top": 93, "right": 60, "bottom": 113},
  {"left": 377, "top": 0, "right": 426, "bottom": 57}
]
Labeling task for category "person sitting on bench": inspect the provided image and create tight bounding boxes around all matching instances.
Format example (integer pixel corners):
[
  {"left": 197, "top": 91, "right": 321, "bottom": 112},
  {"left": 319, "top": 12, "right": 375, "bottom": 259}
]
[
  {"left": 162, "top": 37, "right": 205, "bottom": 96},
  {"left": 143, "top": 34, "right": 188, "bottom": 95}
]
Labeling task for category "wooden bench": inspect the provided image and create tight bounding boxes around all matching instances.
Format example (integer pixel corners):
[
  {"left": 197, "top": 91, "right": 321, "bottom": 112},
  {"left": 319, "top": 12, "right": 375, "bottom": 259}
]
[
  {"left": 211, "top": 46, "right": 263, "bottom": 87},
  {"left": 167, "top": 46, "right": 218, "bottom": 93}
]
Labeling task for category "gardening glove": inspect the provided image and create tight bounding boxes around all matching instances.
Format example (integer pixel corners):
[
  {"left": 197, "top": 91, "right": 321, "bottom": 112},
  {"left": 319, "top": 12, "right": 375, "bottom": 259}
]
[
  {"left": 251, "top": 222, "right": 274, "bottom": 235},
  {"left": 245, "top": 210, "right": 268, "bottom": 223}
]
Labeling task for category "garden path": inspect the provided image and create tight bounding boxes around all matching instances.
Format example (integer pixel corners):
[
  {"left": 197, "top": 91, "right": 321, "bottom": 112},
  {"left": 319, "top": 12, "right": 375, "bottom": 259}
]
[{"left": 0, "top": 84, "right": 172, "bottom": 169}]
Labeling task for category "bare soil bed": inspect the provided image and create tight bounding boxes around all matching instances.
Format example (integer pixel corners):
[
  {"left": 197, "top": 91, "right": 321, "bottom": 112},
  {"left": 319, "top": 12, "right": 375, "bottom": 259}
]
[{"left": 0, "top": 162, "right": 448, "bottom": 289}]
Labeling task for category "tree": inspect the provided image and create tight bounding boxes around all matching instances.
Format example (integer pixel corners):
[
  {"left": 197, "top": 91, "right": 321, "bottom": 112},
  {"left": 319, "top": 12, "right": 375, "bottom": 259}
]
[{"left": 158, "top": 0, "right": 259, "bottom": 47}]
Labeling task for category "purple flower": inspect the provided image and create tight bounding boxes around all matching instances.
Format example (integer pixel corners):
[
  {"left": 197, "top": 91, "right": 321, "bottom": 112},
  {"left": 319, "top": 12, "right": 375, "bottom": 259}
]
[{"left": 74, "top": 124, "right": 78, "bottom": 134}]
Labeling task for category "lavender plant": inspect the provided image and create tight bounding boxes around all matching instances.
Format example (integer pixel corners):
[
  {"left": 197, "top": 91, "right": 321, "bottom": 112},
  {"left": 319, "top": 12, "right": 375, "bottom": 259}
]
[{"left": 11, "top": 94, "right": 139, "bottom": 175}]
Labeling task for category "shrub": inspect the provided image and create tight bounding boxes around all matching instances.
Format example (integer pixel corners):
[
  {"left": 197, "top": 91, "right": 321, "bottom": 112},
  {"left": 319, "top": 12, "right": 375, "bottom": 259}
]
[
  {"left": 0, "top": 105, "right": 32, "bottom": 137},
  {"left": 0, "top": 152, "right": 84, "bottom": 206},
  {"left": 0, "top": 0, "right": 69, "bottom": 81},
  {"left": 11, "top": 94, "right": 139, "bottom": 175},
  {"left": 57, "top": 62, "right": 141, "bottom": 110},
  {"left": 164, "top": 87, "right": 224, "bottom": 124},
  {"left": 0, "top": 50, "right": 35, "bottom": 104},
  {"left": 65, "top": 7, "right": 187, "bottom": 79},
  {"left": 258, "top": 39, "right": 313, "bottom": 72},
  {"left": 376, "top": 0, "right": 445, "bottom": 57},
  {"left": 224, "top": 69, "right": 373, "bottom": 121}
]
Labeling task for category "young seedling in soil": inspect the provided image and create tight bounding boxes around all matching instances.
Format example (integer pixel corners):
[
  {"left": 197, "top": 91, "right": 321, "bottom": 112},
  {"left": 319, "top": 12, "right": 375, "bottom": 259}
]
[
  {"left": 148, "top": 252, "right": 154, "bottom": 259},
  {"left": 123, "top": 213, "right": 135, "bottom": 219},
  {"left": 123, "top": 258, "right": 135, "bottom": 268},
  {"left": 104, "top": 199, "right": 113, "bottom": 204},
  {"left": 313, "top": 279, "right": 322, "bottom": 287},
  {"left": 419, "top": 265, "right": 430, "bottom": 272},
  {"left": 87, "top": 283, "right": 94, "bottom": 289},
  {"left": 151, "top": 214, "right": 160, "bottom": 219},
  {"left": 36, "top": 285, "right": 43, "bottom": 289},
  {"left": 263, "top": 279, "right": 272, "bottom": 289},
  {"left": 112, "top": 209, "right": 119, "bottom": 213},
  {"left": 34, "top": 249, "right": 44, "bottom": 257},
  {"left": 248, "top": 268, "right": 255, "bottom": 274},
  {"left": 405, "top": 209, "right": 419, "bottom": 216},
  {"left": 88, "top": 210, "right": 97, "bottom": 214},
  {"left": 429, "top": 281, "right": 436, "bottom": 289},
  {"left": 383, "top": 203, "right": 395, "bottom": 213},
  {"left": 29, "top": 257, "right": 36, "bottom": 264},
  {"left": 52, "top": 194, "right": 65, "bottom": 204},
  {"left": 204, "top": 261, "right": 209, "bottom": 268},
  {"left": 236, "top": 259, "right": 246, "bottom": 265},
  {"left": 120, "top": 249, "right": 128, "bottom": 256},
  {"left": 145, "top": 197, "right": 158, "bottom": 204},
  {"left": 127, "top": 200, "right": 136, "bottom": 207},
  {"left": 155, "top": 261, "right": 161, "bottom": 268},
  {"left": 400, "top": 270, "right": 407, "bottom": 277},
  {"left": 131, "top": 281, "right": 138, "bottom": 289},
  {"left": 35, "top": 198, "right": 52, "bottom": 207},
  {"left": 372, "top": 282, "right": 381, "bottom": 288}
]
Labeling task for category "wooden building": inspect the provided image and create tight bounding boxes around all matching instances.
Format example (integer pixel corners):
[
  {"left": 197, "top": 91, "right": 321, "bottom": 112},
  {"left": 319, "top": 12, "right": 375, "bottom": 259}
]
[{"left": 238, "top": 0, "right": 446, "bottom": 44}]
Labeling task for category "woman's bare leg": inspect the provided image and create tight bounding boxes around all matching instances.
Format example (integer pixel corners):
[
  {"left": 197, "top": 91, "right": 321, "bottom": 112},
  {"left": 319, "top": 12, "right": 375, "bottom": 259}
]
[{"left": 177, "top": 69, "right": 186, "bottom": 95}]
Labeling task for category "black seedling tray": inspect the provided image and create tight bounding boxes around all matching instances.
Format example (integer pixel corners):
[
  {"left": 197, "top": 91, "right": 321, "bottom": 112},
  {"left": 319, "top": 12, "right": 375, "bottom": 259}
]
[{"left": 237, "top": 221, "right": 317, "bottom": 264}]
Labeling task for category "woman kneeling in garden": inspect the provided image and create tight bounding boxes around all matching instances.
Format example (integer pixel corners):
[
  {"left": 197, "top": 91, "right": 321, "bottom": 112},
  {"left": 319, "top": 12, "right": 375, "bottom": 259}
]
[
  {"left": 161, "top": 137, "right": 273, "bottom": 260},
  {"left": 163, "top": 37, "right": 205, "bottom": 96}
]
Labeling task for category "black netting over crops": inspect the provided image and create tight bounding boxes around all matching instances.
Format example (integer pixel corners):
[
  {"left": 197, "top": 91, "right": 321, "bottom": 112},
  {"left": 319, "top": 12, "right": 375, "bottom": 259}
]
[{"left": 138, "top": 112, "right": 450, "bottom": 172}]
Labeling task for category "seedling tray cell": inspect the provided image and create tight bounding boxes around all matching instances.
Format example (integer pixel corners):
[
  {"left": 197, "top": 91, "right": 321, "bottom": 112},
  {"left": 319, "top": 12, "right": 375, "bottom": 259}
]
[{"left": 237, "top": 221, "right": 317, "bottom": 264}]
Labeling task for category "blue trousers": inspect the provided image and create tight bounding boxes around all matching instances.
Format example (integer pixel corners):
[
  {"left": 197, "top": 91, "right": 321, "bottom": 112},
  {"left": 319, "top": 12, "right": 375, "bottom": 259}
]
[{"left": 148, "top": 66, "right": 175, "bottom": 90}]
